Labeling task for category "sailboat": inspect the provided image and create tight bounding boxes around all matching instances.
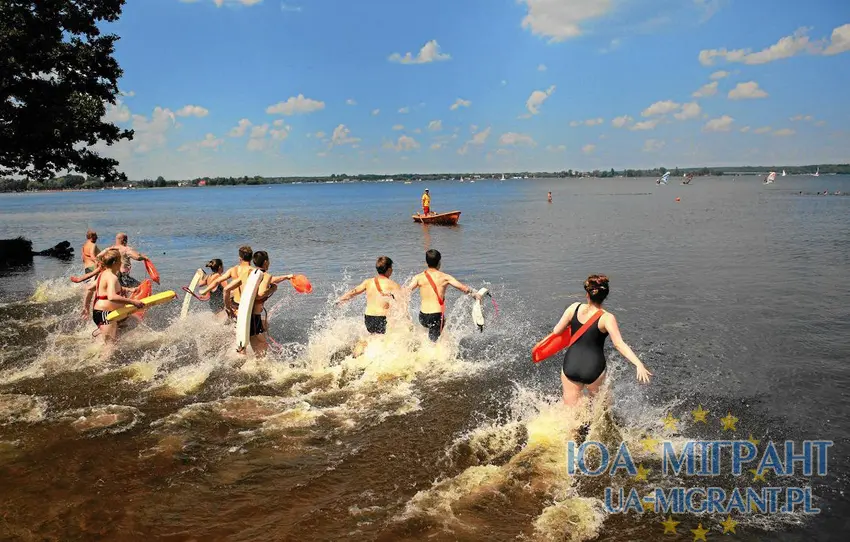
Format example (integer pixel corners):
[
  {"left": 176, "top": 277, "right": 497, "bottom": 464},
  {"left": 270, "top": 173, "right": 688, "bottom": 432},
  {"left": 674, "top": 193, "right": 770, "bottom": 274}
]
[
  {"left": 459, "top": 176, "right": 465, "bottom": 182},
  {"left": 812, "top": 167, "right": 820, "bottom": 177},
  {"left": 681, "top": 173, "right": 693, "bottom": 185},
  {"left": 764, "top": 171, "right": 776, "bottom": 184},
  {"left": 782, "top": 170, "right": 786, "bottom": 177},
  {"left": 656, "top": 172, "right": 670, "bottom": 185},
  {"left": 500, "top": 173, "right": 506, "bottom": 181}
]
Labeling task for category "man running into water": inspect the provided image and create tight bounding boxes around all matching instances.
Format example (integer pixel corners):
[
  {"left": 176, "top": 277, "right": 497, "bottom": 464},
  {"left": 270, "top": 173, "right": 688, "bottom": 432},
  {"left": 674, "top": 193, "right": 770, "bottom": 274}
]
[
  {"left": 407, "top": 249, "right": 481, "bottom": 342},
  {"left": 421, "top": 188, "right": 431, "bottom": 216},
  {"left": 81, "top": 230, "right": 100, "bottom": 274},
  {"left": 198, "top": 246, "right": 252, "bottom": 318},
  {"left": 336, "top": 256, "right": 400, "bottom": 336},
  {"left": 97, "top": 233, "right": 149, "bottom": 288}
]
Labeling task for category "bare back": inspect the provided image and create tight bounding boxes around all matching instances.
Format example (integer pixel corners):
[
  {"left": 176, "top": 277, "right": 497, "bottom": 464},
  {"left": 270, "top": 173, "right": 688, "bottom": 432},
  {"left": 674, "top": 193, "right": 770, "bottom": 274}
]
[
  {"left": 364, "top": 276, "right": 400, "bottom": 316},
  {"left": 412, "top": 269, "right": 453, "bottom": 314},
  {"left": 231, "top": 263, "right": 253, "bottom": 304},
  {"left": 93, "top": 271, "right": 124, "bottom": 311}
]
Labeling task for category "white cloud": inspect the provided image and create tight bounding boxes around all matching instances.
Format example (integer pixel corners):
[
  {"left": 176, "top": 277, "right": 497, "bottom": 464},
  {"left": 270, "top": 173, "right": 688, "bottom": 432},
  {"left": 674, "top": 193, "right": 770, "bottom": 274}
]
[
  {"left": 703, "top": 115, "right": 734, "bottom": 132},
  {"left": 249, "top": 124, "right": 269, "bottom": 139},
  {"left": 178, "top": 133, "right": 224, "bottom": 152},
  {"left": 388, "top": 39, "right": 451, "bottom": 64},
  {"left": 790, "top": 114, "right": 813, "bottom": 122},
  {"left": 520, "top": 0, "right": 614, "bottom": 42},
  {"left": 699, "top": 27, "right": 819, "bottom": 66},
  {"left": 642, "top": 100, "right": 680, "bottom": 117},
  {"left": 753, "top": 126, "right": 772, "bottom": 134},
  {"left": 693, "top": 0, "right": 722, "bottom": 23},
  {"left": 128, "top": 107, "right": 176, "bottom": 154},
  {"left": 581, "top": 144, "right": 596, "bottom": 154},
  {"left": 119, "top": 90, "right": 135, "bottom": 97},
  {"left": 176, "top": 105, "right": 209, "bottom": 118},
  {"left": 371, "top": 108, "right": 380, "bottom": 116},
  {"left": 538, "top": 63, "right": 548, "bottom": 71},
  {"left": 228, "top": 118, "right": 252, "bottom": 137},
  {"left": 692, "top": 81, "right": 718, "bottom": 98},
  {"left": 384, "top": 135, "right": 420, "bottom": 151},
  {"left": 430, "top": 142, "right": 444, "bottom": 150},
  {"left": 104, "top": 100, "right": 131, "bottom": 124},
  {"left": 457, "top": 127, "right": 491, "bottom": 155},
  {"left": 499, "top": 132, "right": 536, "bottom": 146},
  {"left": 246, "top": 137, "right": 267, "bottom": 152},
  {"left": 331, "top": 124, "right": 360, "bottom": 146},
  {"left": 525, "top": 85, "right": 556, "bottom": 116},
  {"left": 710, "top": 70, "right": 730, "bottom": 80},
  {"left": 674, "top": 102, "right": 702, "bottom": 120},
  {"left": 611, "top": 115, "right": 633, "bottom": 128},
  {"left": 398, "top": 106, "right": 410, "bottom": 114},
  {"left": 728, "top": 81, "right": 768, "bottom": 100},
  {"left": 630, "top": 119, "right": 660, "bottom": 131},
  {"left": 270, "top": 126, "right": 289, "bottom": 140},
  {"left": 643, "top": 138, "right": 665, "bottom": 152},
  {"left": 739, "top": 126, "right": 750, "bottom": 133},
  {"left": 346, "top": 98, "right": 357, "bottom": 106},
  {"left": 572, "top": 117, "right": 604, "bottom": 127},
  {"left": 392, "top": 124, "right": 404, "bottom": 131},
  {"left": 450, "top": 98, "right": 471, "bottom": 111},
  {"left": 823, "top": 23, "right": 850, "bottom": 56},
  {"left": 546, "top": 144, "right": 567, "bottom": 152},
  {"left": 266, "top": 94, "right": 325, "bottom": 115},
  {"left": 314, "top": 130, "right": 326, "bottom": 139},
  {"left": 205, "top": 0, "right": 263, "bottom": 7},
  {"left": 427, "top": 120, "right": 443, "bottom": 132},
  {"left": 773, "top": 128, "right": 795, "bottom": 137}
]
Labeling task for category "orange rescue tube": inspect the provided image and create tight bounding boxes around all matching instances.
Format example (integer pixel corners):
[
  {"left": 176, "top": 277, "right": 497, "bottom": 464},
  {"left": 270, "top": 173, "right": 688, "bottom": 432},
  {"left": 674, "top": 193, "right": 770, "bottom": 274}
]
[
  {"left": 144, "top": 259, "right": 160, "bottom": 284},
  {"left": 532, "top": 329, "right": 571, "bottom": 363},
  {"left": 131, "top": 279, "right": 153, "bottom": 320},
  {"left": 291, "top": 274, "right": 313, "bottom": 294}
]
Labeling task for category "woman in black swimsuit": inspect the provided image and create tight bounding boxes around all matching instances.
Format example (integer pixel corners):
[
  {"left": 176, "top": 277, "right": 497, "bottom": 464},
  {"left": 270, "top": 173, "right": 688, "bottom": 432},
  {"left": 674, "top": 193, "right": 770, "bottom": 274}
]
[
  {"left": 551, "top": 274, "right": 651, "bottom": 406},
  {"left": 201, "top": 259, "right": 226, "bottom": 319}
]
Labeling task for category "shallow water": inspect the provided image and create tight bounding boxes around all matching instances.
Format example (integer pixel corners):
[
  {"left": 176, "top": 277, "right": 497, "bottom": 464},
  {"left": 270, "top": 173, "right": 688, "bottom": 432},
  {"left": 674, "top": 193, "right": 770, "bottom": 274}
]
[{"left": 1, "top": 176, "right": 849, "bottom": 541}]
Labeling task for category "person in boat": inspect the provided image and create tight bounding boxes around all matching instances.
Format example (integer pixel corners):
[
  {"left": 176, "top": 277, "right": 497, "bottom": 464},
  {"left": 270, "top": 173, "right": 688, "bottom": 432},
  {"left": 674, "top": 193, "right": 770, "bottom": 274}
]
[
  {"left": 550, "top": 274, "right": 651, "bottom": 407},
  {"left": 406, "top": 249, "right": 481, "bottom": 342},
  {"left": 421, "top": 188, "right": 431, "bottom": 216},
  {"left": 547, "top": 191, "right": 553, "bottom": 203},
  {"left": 85, "top": 248, "right": 144, "bottom": 342},
  {"left": 199, "top": 246, "right": 253, "bottom": 318},
  {"left": 81, "top": 230, "right": 100, "bottom": 274},
  {"left": 198, "top": 258, "right": 227, "bottom": 319},
  {"left": 336, "top": 256, "right": 401, "bottom": 337},
  {"left": 97, "top": 233, "right": 149, "bottom": 288}
]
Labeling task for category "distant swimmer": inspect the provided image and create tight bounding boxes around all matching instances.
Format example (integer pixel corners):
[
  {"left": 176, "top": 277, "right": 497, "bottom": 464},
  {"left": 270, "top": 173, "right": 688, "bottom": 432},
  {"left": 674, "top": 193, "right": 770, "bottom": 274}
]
[
  {"left": 407, "top": 249, "right": 481, "bottom": 342},
  {"left": 199, "top": 245, "right": 253, "bottom": 318},
  {"left": 97, "top": 233, "right": 149, "bottom": 288},
  {"left": 85, "top": 248, "right": 144, "bottom": 342},
  {"left": 81, "top": 230, "right": 100, "bottom": 274},
  {"left": 336, "top": 256, "right": 401, "bottom": 337},
  {"left": 199, "top": 258, "right": 227, "bottom": 319},
  {"left": 421, "top": 188, "right": 431, "bottom": 216},
  {"left": 548, "top": 191, "right": 553, "bottom": 203},
  {"left": 551, "top": 275, "right": 651, "bottom": 407}
]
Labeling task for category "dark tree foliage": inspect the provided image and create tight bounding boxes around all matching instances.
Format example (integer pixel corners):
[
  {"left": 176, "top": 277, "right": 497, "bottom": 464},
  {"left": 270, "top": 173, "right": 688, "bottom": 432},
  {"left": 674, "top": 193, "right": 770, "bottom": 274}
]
[{"left": 0, "top": 0, "right": 133, "bottom": 182}]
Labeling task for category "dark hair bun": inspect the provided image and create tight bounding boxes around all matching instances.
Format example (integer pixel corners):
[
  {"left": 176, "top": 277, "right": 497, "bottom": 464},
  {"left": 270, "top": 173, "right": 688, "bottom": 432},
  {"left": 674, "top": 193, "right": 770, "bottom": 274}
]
[{"left": 584, "top": 274, "right": 610, "bottom": 303}]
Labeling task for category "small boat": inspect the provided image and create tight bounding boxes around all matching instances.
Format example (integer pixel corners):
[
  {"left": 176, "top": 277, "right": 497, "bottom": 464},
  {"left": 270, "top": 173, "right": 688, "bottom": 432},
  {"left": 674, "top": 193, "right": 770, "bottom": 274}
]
[
  {"left": 763, "top": 172, "right": 776, "bottom": 184},
  {"left": 812, "top": 167, "right": 820, "bottom": 177},
  {"left": 412, "top": 211, "right": 461, "bottom": 225},
  {"left": 782, "top": 170, "right": 786, "bottom": 177},
  {"left": 500, "top": 173, "right": 506, "bottom": 181},
  {"left": 656, "top": 172, "right": 670, "bottom": 185}
]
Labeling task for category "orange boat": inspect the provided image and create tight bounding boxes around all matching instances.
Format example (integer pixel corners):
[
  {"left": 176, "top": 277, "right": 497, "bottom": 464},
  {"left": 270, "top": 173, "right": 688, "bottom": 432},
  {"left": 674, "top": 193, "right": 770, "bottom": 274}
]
[{"left": 412, "top": 210, "right": 461, "bottom": 225}]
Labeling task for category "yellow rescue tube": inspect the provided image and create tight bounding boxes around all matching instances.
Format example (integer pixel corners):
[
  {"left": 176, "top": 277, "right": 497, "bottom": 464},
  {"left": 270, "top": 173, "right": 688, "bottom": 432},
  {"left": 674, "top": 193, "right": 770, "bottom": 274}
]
[{"left": 106, "top": 290, "right": 177, "bottom": 323}]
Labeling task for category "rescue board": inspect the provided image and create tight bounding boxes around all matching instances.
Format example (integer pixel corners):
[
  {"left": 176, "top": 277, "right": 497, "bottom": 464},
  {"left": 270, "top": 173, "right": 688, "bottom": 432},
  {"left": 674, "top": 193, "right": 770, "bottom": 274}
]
[
  {"left": 235, "top": 269, "right": 264, "bottom": 353},
  {"left": 180, "top": 268, "right": 205, "bottom": 319},
  {"left": 106, "top": 290, "right": 176, "bottom": 323}
]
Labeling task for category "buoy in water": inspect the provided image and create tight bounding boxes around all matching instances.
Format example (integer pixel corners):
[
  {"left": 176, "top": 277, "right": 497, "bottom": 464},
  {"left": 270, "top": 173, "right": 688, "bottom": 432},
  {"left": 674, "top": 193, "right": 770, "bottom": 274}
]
[{"left": 675, "top": 197, "right": 681, "bottom": 202}]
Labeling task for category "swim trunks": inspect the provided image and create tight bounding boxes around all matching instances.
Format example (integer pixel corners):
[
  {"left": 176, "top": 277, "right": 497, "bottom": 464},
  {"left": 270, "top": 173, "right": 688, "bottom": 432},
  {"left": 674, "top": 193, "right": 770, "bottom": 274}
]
[
  {"left": 250, "top": 314, "right": 265, "bottom": 337},
  {"left": 92, "top": 309, "right": 110, "bottom": 327},
  {"left": 423, "top": 206, "right": 430, "bottom": 215},
  {"left": 365, "top": 315, "right": 387, "bottom": 335},
  {"left": 419, "top": 311, "right": 444, "bottom": 342},
  {"left": 563, "top": 305, "right": 609, "bottom": 384}
]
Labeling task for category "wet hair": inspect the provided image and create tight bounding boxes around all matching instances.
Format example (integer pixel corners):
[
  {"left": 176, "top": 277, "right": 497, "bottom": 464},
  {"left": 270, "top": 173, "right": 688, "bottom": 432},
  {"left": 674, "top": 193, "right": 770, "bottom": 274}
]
[
  {"left": 425, "top": 249, "right": 441, "bottom": 268},
  {"left": 99, "top": 248, "right": 121, "bottom": 268},
  {"left": 206, "top": 259, "right": 223, "bottom": 273},
  {"left": 252, "top": 250, "right": 269, "bottom": 268},
  {"left": 584, "top": 274, "right": 610, "bottom": 304},
  {"left": 238, "top": 245, "right": 253, "bottom": 262},
  {"left": 376, "top": 256, "right": 393, "bottom": 275},
  {"left": 116, "top": 232, "right": 128, "bottom": 245},
  {"left": 86, "top": 229, "right": 97, "bottom": 241}
]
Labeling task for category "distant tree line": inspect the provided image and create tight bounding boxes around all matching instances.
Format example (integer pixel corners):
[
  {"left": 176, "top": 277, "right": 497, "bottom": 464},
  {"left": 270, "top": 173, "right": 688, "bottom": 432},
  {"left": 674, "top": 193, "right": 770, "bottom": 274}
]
[{"left": 3, "top": 164, "right": 849, "bottom": 193}]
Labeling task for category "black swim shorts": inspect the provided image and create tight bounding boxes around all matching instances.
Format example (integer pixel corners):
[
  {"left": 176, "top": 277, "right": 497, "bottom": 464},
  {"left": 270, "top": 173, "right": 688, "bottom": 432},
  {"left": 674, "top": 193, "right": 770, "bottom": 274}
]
[
  {"left": 418, "top": 312, "right": 444, "bottom": 342},
  {"left": 365, "top": 315, "right": 387, "bottom": 335}
]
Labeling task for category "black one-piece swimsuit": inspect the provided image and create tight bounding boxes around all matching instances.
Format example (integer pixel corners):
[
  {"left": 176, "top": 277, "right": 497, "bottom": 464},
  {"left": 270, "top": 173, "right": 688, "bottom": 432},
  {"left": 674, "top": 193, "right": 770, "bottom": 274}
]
[{"left": 563, "top": 306, "right": 609, "bottom": 384}]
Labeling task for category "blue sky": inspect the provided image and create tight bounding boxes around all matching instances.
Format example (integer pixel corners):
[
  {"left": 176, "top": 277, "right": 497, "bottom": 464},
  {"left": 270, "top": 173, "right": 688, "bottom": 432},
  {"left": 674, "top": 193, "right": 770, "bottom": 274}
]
[{"left": 96, "top": 0, "right": 850, "bottom": 179}]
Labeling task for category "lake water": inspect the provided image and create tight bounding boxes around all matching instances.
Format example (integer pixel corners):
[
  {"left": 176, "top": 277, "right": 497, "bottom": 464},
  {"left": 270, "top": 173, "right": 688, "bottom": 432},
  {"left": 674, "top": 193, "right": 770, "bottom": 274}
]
[{"left": 1, "top": 176, "right": 849, "bottom": 541}]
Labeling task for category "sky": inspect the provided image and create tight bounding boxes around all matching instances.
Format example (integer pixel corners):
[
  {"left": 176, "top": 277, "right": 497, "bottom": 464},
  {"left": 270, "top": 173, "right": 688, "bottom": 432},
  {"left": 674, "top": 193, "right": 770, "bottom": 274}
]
[{"left": 94, "top": 0, "right": 850, "bottom": 179}]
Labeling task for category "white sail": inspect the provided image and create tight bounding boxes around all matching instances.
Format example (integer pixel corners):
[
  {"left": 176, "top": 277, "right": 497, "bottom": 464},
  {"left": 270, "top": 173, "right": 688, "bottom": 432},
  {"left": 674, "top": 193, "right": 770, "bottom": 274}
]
[
  {"left": 764, "top": 172, "right": 776, "bottom": 184},
  {"left": 658, "top": 172, "right": 670, "bottom": 184},
  {"left": 782, "top": 170, "right": 786, "bottom": 176}
]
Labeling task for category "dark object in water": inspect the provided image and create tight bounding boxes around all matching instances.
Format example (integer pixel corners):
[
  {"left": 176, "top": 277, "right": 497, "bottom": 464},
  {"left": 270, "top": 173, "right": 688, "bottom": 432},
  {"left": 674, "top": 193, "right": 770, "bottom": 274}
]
[{"left": 0, "top": 237, "right": 74, "bottom": 267}]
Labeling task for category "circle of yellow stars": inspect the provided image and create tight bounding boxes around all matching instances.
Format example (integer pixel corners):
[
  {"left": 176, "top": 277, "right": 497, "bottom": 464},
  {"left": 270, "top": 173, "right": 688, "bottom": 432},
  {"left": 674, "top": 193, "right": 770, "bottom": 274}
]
[{"left": 643, "top": 405, "right": 764, "bottom": 539}]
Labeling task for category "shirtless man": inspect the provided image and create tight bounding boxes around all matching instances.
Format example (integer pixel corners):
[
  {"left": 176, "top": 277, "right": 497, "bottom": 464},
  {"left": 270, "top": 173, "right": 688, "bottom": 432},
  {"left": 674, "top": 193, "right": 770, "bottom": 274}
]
[
  {"left": 336, "top": 256, "right": 401, "bottom": 336},
  {"left": 223, "top": 250, "right": 292, "bottom": 357},
  {"left": 406, "top": 249, "right": 481, "bottom": 342},
  {"left": 81, "top": 230, "right": 100, "bottom": 273},
  {"left": 97, "top": 233, "right": 149, "bottom": 288},
  {"left": 198, "top": 246, "right": 253, "bottom": 318}
]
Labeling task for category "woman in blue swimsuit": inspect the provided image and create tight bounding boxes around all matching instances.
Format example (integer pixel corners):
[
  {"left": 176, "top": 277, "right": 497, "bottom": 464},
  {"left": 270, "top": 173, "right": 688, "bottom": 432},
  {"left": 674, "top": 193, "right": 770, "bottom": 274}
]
[{"left": 551, "top": 274, "right": 652, "bottom": 406}]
